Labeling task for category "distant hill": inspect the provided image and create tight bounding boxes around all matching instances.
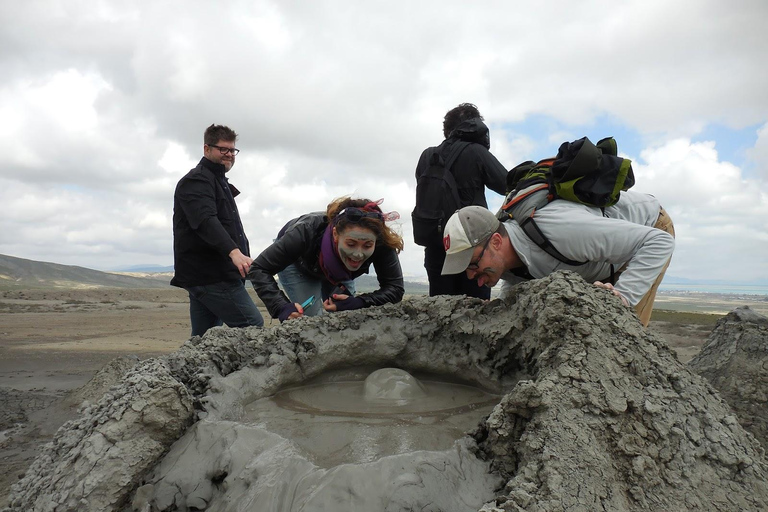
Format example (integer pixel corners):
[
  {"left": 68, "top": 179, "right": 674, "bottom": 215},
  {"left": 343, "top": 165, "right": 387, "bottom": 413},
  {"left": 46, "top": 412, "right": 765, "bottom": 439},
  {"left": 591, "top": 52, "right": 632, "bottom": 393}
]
[
  {"left": 113, "top": 264, "right": 175, "bottom": 272},
  {"left": 10, "top": 252, "right": 762, "bottom": 294},
  {"left": 0, "top": 254, "right": 171, "bottom": 290},
  {"left": 0, "top": 254, "right": 430, "bottom": 294},
  {"left": 664, "top": 275, "right": 768, "bottom": 286},
  {"left": 354, "top": 274, "right": 429, "bottom": 295},
  {"left": 108, "top": 265, "right": 430, "bottom": 294}
]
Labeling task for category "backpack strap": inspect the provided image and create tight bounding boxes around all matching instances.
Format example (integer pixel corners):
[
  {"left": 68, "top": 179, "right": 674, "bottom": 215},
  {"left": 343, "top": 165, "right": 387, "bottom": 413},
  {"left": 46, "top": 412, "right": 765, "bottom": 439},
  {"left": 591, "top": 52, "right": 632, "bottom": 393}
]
[
  {"left": 440, "top": 140, "right": 472, "bottom": 172},
  {"left": 519, "top": 213, "right": 587, "bottom": 266},
  {"left": 600, "top": 207, "right": 616, "bottom": 284},
  {"left": 436, "top": 140, "right": 472, "bottom": 208},
  {"left": 427, "top": 151, "right": 462, "bottom": 214}
]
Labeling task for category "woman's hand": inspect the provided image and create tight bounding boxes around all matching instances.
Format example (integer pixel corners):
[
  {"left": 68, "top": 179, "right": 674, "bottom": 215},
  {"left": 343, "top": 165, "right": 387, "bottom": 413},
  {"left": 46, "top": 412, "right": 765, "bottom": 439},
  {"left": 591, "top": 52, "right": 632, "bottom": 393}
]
[
  {"left": 322, "top": 294, "right": 348, "bottom": 312},
  {"left": 323, "top": 294, "right": 364, "bottom": 312},
  {"left": 278, "top": 302, "right": 305, "bottom": 322}
]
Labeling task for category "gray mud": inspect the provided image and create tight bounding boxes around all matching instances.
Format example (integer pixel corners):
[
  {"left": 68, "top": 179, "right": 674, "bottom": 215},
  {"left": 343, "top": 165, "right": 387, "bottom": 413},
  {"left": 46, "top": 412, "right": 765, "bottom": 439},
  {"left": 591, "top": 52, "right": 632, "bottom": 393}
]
[
  {"left": 5, "top": 272, "right": 768, "bottom": 511},
  {"left": 689, "top": 306, "right": 768, "bottom": 450},
  {"left": 243, "top": 368, "right": 501, "bottom": 467}
]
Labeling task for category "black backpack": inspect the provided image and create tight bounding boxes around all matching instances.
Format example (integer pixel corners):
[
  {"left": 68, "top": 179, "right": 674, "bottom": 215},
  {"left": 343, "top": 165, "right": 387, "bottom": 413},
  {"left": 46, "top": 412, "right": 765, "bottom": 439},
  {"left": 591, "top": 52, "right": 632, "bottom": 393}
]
[
  {"left": 499, "top": 136, "right": 635, "bottom": 269},
  {"left": 411, "top": 142, "right": 471, "bottom": 246}
]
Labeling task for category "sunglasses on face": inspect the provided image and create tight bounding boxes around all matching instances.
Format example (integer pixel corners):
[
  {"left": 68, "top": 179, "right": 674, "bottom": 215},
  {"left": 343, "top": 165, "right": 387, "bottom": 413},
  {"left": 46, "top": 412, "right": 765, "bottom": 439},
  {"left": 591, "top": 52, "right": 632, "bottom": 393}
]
[{"left": 338, "top": 207, "right": 383, "bottom": 222}]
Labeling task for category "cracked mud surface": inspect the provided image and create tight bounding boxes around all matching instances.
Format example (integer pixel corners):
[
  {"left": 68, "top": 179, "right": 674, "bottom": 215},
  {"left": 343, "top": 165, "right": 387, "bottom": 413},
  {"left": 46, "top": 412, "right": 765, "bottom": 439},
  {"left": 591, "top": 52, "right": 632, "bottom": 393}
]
[
  {"left": 3, "top": 277, "right": 768, "bottom": 511},
  {"left": 689, "top": 306, "right": 768, "bottom": 451}
]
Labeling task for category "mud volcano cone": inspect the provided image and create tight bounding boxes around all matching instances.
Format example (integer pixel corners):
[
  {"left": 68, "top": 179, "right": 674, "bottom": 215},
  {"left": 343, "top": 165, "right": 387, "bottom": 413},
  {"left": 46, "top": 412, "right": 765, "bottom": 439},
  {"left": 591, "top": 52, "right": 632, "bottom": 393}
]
[
  {"left": 6, "top": 272, "right": 768, "bottom": 512},
  {"left": 689, "top": 306, "right": 768, "bottom": 451}
]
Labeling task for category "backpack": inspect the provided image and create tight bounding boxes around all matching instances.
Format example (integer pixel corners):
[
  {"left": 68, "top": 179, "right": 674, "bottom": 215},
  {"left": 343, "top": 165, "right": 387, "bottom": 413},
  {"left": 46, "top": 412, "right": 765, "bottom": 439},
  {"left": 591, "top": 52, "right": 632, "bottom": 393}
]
[
  {"left": 499, "top": 136, "right": 635, "bottom": 267},
  {"left": 411, "top": 142, "right": 471, "bottom": 246}
]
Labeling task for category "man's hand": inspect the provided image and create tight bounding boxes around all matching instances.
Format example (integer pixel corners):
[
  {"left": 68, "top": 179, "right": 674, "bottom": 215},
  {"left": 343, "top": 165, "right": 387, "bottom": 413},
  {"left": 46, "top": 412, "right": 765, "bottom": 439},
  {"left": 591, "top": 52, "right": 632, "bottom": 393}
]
[
  {"left": 229, "top": 248, "right": 253, "bottom": 278},
  {"left": 593, "top": 281, "right": 630, "bottom": 307}
]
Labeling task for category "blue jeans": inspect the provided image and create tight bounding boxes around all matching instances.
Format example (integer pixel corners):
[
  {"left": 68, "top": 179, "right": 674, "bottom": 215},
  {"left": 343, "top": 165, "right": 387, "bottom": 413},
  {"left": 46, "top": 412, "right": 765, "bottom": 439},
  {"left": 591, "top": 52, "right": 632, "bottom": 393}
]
[
  {"left": 277, "top": 263, "right": 356, "bottom": 317},
  {"left": 186, "top": 280, "right": 264, "bottom": 336}
]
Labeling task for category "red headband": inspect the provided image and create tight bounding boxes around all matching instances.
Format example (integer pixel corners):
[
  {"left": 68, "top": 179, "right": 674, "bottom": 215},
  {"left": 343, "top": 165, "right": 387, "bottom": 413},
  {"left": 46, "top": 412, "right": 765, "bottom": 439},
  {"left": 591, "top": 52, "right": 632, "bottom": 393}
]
[{"left": 362, "top": 198, "right": 400, "bottom": 222}]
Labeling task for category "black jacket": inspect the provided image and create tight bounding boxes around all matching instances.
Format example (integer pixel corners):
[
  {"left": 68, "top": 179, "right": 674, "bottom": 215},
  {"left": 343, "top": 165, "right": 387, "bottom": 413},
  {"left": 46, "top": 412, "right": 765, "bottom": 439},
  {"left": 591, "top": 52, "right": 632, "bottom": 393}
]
[
  {"left": 170, "top": 158, "right": 249, "bottom": 288},
  {"left": 248, "top": 213, "right": 405, "bottom": 318},
  {"left": 415, "top": 118, "right": 507, "bottom": 212}
]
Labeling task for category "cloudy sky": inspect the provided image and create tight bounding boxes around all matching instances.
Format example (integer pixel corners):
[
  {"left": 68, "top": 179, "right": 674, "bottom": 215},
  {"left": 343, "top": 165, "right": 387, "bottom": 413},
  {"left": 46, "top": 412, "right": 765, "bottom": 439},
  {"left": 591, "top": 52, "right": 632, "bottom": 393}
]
[{"left": 2, "top": 0, "right": 767, "bottom": 284}]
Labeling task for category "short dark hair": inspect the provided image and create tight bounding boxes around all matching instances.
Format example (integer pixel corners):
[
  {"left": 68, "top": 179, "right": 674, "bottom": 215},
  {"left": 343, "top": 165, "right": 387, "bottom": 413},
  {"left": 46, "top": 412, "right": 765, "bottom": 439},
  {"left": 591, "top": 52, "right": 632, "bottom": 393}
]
[
  {"left": 204, "top": 124, "right": 238, "bottom": 146},
  {"left": 443, "top": 103, "right": 483, "bottom": 138}
]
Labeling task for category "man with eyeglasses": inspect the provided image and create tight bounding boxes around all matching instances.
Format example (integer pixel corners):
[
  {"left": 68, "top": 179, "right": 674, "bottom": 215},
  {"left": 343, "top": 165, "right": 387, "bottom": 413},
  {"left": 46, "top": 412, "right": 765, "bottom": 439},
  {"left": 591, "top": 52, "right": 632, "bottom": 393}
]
[
  {"left": 440, "top": 199, "right": 675, "bottom": 327},
  {"left": 171, "top": 124, "right": 264, "bottom": 336}
]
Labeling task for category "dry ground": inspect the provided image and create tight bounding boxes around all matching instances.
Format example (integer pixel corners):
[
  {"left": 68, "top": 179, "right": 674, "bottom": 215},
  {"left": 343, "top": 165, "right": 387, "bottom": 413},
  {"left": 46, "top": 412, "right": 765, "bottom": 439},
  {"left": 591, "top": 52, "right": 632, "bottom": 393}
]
[{"left": 0, "top": 287, "right": 762, "bottom": 506}]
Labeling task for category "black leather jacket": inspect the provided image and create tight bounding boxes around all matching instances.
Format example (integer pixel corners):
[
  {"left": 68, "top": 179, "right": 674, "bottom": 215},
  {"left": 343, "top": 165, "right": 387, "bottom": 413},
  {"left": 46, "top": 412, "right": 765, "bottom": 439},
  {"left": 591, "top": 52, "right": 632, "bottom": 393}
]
[{"left": 248, "top": 213, "right": 405, "bottom": 318}]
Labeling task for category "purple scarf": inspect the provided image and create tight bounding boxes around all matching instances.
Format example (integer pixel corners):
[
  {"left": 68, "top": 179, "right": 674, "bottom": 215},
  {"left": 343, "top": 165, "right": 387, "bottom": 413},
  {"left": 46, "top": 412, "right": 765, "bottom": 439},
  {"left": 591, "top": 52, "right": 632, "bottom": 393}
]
[{"left": 318, "top": 224, "right": 352, "bottom": 285}]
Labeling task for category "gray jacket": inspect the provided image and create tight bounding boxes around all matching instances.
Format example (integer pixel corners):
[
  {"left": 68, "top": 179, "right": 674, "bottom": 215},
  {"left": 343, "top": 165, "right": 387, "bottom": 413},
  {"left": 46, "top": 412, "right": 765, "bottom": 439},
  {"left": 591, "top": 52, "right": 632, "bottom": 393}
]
[{"left": 500, "top": 190, "right": 675, "bottom": 306}]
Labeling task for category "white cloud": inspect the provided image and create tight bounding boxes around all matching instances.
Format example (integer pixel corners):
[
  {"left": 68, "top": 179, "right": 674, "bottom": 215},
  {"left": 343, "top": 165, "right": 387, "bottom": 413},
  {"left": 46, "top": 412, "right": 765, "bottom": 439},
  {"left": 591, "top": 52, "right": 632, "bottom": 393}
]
[
  {"left": 158, "top": 142, "right": 196, "bottom": 175},
  {"left": 632, "top": 138, "right": 768, "bottom": 280},
  {"left": 747, "top": 122, "right": 768, "bottom": 181},
  {"left": 26, "top": 69, "right": 109, "bottom": 132},
  {"left": 0, "top": 70, "right": 112, "bottom": 171},
  {"left": 0, "top": 0, "right": 767, "bottom": 283}
]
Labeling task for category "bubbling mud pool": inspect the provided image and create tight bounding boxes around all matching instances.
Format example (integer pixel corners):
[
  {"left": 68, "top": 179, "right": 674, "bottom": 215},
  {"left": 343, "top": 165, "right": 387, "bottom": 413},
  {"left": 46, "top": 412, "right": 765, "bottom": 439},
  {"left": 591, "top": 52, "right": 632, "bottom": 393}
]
[
  {"left": 133, "top": 367, "right": 506, "bottom": 511},
  {"left": 243, "top": 367, "right": 502, "bottom": 467}
]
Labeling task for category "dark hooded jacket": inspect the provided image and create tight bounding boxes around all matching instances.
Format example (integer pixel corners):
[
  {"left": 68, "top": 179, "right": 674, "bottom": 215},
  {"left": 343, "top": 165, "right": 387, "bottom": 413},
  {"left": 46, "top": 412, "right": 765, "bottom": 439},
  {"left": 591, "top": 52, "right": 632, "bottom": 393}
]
[
  {"left": 171, "top": 157, "right": 249, "bottom": 288},
  {"left": 414, "top": 118, "right": 507, "bottom": 210},
  {"left": 248, "top": 213, "right": 405, "bottom": 318}
]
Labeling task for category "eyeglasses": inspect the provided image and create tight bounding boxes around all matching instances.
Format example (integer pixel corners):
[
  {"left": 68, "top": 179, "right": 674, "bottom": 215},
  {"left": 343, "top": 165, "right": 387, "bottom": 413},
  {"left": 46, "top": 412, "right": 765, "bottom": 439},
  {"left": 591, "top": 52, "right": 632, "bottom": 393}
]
[
  {"left": 338, "top": 207, "right": 383, "bottom": 223},
  {"left": 467, "top": 238, "right": 490, "bottom": 271},
  {"left": 208, "top": 144, "right": 240, "bottom": 156}
]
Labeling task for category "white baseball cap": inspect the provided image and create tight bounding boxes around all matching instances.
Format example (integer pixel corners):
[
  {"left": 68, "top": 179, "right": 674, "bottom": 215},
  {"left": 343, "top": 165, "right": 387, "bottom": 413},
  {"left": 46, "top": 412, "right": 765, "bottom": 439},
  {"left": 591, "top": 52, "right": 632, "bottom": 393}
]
[{"left": 441, "top": 206, "right": 500, "bottom": 275}]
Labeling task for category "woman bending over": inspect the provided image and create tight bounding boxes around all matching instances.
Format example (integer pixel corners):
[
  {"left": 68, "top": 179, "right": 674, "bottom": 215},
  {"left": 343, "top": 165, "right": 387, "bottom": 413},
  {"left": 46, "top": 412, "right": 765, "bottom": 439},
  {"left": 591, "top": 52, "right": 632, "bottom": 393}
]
[{"left": 249, "top": 197, "right": 405, "bottom": 322}]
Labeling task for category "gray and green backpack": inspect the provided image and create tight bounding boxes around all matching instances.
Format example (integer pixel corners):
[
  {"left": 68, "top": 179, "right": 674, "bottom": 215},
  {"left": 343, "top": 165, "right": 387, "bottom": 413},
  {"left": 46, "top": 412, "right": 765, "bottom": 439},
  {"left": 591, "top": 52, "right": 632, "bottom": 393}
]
[{"left": 498, "top": 136, "right": 635, "bottom": 268}]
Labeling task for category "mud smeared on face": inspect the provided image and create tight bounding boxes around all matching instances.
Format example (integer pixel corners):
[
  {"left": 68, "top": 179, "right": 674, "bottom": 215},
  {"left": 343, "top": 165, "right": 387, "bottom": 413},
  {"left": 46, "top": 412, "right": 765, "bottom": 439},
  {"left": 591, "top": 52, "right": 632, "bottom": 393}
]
[{"left": 334, "top": 227, "right": 376, "bottom": 271}]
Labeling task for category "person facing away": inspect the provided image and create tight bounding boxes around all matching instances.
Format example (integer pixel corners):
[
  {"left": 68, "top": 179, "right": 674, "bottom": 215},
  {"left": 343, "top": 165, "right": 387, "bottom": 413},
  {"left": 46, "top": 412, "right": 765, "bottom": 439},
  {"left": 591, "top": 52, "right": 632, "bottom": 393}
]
[
  {"left": 440, "top": 190, "right": 676, "bottom": 327},
  {"left": 170, "top": 124, "right": 264, "bottom": 336},
  {"left": 249, "top": 197, "right": 405, "bottom": 322},
  {"left": 414, "top": 103, "right": 507, "bottom": 299}
]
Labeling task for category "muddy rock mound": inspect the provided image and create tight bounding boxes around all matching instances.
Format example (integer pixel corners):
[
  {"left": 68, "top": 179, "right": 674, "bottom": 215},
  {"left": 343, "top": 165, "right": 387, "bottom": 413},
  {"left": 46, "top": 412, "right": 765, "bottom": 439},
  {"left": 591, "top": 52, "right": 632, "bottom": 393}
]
[
  {"left": 688, "top": 306, "right": 768, "bottom": 450},
  {"left": 470, "top": 285, "right": 767, "bottom": 511},
  {"left": 5, "top": 361, "right": 195, "bottom": 512},
  {"left": 62, "top": 355, "right": 141, "bottom": 410},
  {"left": 5, "top": 272, "right": 768, "bottom": 512}
]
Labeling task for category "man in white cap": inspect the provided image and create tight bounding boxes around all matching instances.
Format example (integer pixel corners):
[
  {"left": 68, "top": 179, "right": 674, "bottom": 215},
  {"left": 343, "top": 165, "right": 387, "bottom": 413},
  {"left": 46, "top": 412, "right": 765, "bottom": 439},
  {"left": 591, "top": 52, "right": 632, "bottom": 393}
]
[{"left": 440, "top": 190, "right": 675, "bottom": 327}]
